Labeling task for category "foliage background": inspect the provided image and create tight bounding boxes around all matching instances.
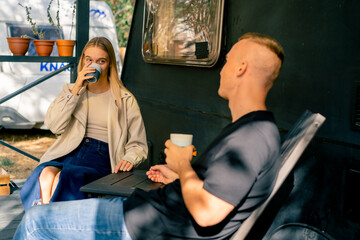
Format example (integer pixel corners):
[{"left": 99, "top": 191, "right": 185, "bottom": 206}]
[{"left": 98, "top": 0, "right": 134, "bottom": 47}]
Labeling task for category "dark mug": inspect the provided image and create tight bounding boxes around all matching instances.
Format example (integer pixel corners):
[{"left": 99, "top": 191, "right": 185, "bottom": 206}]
[{"left": 85, "top": 63, "right": 102, "bottom": 83}]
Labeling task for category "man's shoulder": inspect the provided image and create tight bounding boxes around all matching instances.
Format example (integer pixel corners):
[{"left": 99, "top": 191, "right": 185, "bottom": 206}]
[
  {"left": 224, "top": 120, "right": 279, "bottom": 146},
  {"left": 223, "top": 111, "right": 278, "bottom": 140},
  {"left": 211, "top": 115, "right": 280, "bottom": 164}
]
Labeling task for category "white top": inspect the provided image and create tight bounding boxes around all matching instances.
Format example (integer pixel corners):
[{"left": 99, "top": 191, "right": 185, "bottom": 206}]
[{"left": 85, "top": 89, "right": 111, "bottom": 143}]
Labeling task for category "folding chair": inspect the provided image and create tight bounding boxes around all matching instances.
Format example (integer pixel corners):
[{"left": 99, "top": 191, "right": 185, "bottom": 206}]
[{"left": 230, "top": 110, "right": 326, "bottom": 240}]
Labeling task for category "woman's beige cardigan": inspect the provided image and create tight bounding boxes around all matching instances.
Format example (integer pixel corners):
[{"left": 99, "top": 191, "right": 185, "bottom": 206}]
[{"left": 40, "top": 84, "right": 148, "bottom": 171}]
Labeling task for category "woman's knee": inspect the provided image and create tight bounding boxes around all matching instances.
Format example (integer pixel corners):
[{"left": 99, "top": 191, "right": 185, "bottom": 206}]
[{"left": 39, "top": 166, "right": 61, "bottom": 181}]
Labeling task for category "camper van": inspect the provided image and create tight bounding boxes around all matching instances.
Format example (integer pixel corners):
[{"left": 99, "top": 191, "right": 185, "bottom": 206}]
[{"left": 0, "top": 0, "right": 121, "bottom": 129}]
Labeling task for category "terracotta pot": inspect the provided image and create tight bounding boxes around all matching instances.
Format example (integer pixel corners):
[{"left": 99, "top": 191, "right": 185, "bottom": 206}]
[
  {"left": 6, "top": 37, "right": 31, "bottom": 56},
  {"left": 33, "top": 40, "right": 55, "bottom": 56},
  {"left": 56, "top": 39, "right": 76, "bottom": 57}
]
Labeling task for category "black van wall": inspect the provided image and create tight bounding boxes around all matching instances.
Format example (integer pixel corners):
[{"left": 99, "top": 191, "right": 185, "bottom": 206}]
[
  {"left": 121, "top": 0, "right": 360, "bottom": 238},
  {"left": 122, "top": 0, "right": 360, "bottom": 166}
]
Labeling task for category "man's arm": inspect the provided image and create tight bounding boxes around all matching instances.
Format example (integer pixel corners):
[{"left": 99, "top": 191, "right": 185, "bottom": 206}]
[{"left": 164, "top": 140, "right": 235, "bottom": 227}]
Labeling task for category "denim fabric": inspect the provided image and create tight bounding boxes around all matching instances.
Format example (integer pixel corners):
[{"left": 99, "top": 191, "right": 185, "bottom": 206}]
[
  {"left": 13, "top": 198, "right": 132, "bottom": 240},
  {"left": 20, "top": 137, "right": 112, "bottom": 211},
  {"left": 55, "top": 137, "right": 111, "bottom": 175}
]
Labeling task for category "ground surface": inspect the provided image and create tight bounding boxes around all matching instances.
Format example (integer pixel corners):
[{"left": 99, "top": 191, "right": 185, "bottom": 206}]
[{"left": 0, "top": 129, "right": 57, "bottom": 179}]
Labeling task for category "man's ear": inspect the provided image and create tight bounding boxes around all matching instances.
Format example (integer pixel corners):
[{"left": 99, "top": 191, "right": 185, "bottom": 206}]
[{"left": 236, "top": 61, "right": 247, "bottom": 77}]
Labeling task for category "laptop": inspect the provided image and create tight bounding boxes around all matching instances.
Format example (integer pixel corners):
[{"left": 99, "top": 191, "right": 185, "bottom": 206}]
[{"left": 80, "top": 170, "right": 164, "bottom": 198}]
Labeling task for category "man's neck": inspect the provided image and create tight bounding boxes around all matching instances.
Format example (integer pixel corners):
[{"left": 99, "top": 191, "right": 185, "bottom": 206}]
[
  {"left": 228, "top": 99, "right": 267, "bottom": 123},
  {"left": 228, "top": 81, "right": 268, "bottom": 122}
]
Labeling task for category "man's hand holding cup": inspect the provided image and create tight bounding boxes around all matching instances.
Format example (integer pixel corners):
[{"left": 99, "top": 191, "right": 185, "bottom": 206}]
[{"left": 164, "top": 134, "right": 195, "bottom": 174}]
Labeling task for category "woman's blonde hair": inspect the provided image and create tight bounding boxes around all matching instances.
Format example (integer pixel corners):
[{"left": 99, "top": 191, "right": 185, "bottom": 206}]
[{"left": 78, "top": 37, "right": 129, "bottom": 108}]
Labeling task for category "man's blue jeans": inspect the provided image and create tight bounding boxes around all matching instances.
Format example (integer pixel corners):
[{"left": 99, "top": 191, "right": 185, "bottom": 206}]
[{"left": 13, "top": 197, "right": 132, "bottom": 240}]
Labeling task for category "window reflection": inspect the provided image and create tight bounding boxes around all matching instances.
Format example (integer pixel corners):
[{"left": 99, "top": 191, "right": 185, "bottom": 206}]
[{"left": 142, "top": 0, "right": 224, "bottom": 67}]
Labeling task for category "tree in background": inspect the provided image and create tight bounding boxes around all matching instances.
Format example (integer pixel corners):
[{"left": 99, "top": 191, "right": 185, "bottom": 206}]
[{"left": 102, "top": 0, "right": 134, "bottom": 48}]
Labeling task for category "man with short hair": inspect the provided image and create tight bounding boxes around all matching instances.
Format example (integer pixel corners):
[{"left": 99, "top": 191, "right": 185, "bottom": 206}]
[{"left": 14, "top": 32, "right": 285, "bottom": 240}]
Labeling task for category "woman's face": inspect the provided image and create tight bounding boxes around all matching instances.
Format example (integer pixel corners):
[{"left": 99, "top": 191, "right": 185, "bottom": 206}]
[{"left": 83, "top": 47, "right": 110, "bottom": 78}]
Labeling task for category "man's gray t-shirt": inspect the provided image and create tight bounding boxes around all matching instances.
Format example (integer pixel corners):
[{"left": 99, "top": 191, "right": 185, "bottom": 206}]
[{"left": 124, "top": 111, "right": 281, "bottom": 240}]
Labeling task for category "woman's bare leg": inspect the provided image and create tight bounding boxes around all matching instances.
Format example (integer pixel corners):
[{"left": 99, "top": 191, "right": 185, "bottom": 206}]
[
  {"left": 51, "top": 171, "right": 61, "bottom": 197},
  {"left": 39, "top": 166, "right": 61, "bottom": 204}
]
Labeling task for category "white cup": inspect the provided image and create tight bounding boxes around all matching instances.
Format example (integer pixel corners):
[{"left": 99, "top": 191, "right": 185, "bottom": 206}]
[{"left": 170, "top": 133, "right": 193, "bottom": 147}]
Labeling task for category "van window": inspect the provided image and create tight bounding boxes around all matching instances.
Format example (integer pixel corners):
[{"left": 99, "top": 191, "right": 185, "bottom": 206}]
[
  {"left": 7, "top": 24, "right": 63, "bottom": 56},
  {"left": 142, "top": 0, "right": 224, "bottom": 67}
]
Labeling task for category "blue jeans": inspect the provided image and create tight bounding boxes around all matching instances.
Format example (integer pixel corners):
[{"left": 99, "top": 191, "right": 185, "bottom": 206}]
[
  {"left": 21, "top": 137, "right": 112, "bottom": 211},
  {"left": 13, "top": 197, "right": 132, "bottom": 240}
]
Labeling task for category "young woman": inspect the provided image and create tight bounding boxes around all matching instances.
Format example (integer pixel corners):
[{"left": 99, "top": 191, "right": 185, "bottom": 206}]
[{"left": 20, "top": 37, "right": 148, "bottom": 211}]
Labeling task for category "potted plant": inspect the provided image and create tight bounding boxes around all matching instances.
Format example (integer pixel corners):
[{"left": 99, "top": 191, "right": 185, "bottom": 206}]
[
  {"left": 19, "top": 3, "right": 55, "bottom": 56},
  {"left": 6, "top": 35, "right": 31, "bottom": 56},
  {"left": 47, "top": 0, "right": 76, "bottom": 57}
]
